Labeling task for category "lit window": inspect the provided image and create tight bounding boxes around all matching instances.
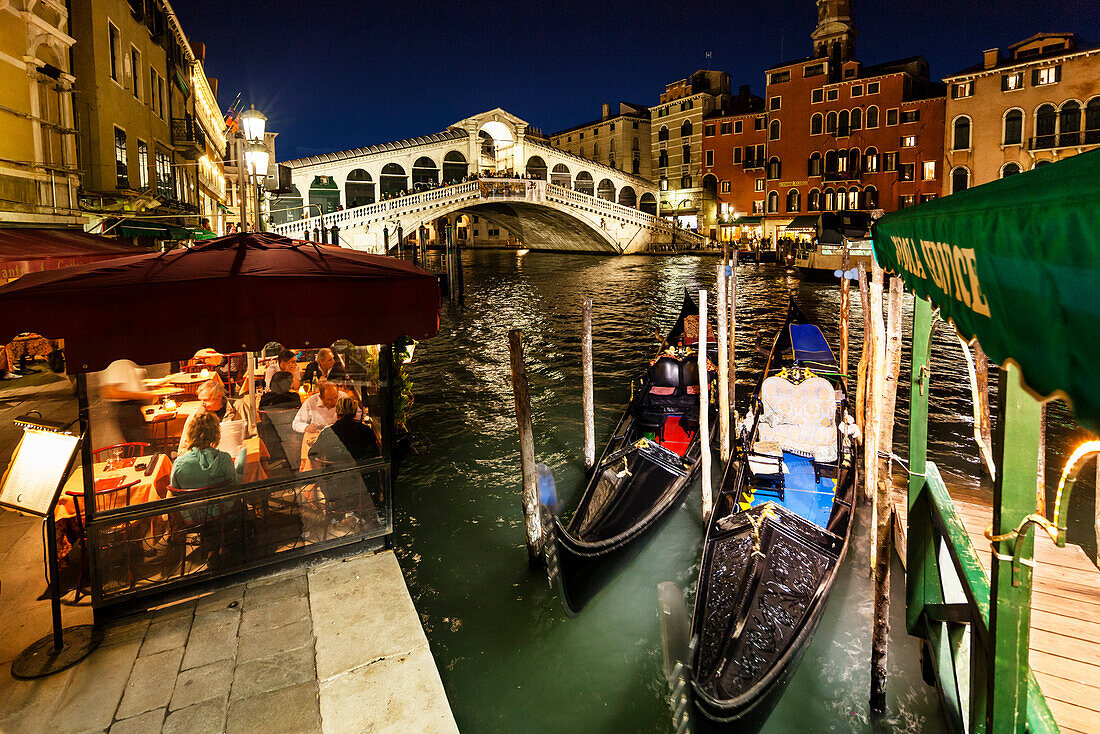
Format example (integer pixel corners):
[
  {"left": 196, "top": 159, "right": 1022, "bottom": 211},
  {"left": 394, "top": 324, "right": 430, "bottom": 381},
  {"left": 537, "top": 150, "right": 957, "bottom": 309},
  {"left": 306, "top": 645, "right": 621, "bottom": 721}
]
[
  {"left": 951, "top": 81, "right": 973, "bottom": 99},
  {"left": 137, "top": 140, "right": 149, "bottom": 189},
  {"left": 922, "top": 161, "right": 936, "bottom": 180},
  {"left": 720, "top": 180, "right": 730, "bottom": 193},
  {"left": 1033, "top": 66, "right": 1061, "bottom": 86},
  {"left": 114, "top": 127, "right": 128, "bottom": 188},
  {"left": 755, "top": 178, "right": 765, "bottom": 192},
  {"left": 1002, "top": 72, "right": 1024, "bottom": 91},
  {"left": 901, "top": 135, "right": 917, "bottom": 148}
]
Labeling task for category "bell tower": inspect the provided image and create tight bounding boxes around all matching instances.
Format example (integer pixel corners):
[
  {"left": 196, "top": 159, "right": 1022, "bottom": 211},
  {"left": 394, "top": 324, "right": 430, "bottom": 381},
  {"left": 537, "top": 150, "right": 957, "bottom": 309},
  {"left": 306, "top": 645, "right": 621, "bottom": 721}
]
[{"left": 811, "top": 0, "right": 857, "bottom": 65}]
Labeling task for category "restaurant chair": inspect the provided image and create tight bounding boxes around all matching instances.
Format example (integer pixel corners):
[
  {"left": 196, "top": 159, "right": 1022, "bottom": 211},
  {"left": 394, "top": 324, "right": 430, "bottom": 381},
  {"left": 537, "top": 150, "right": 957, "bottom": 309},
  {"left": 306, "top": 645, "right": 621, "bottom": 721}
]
[
  {"left": 63, "top": 477, "right": 142, "bottom": 600},
  {"left": 91, "top": 442, "right": 150, "bottom": 462},
  {"left": 167, "top": 482, "right": 243, "bottom": 575}
]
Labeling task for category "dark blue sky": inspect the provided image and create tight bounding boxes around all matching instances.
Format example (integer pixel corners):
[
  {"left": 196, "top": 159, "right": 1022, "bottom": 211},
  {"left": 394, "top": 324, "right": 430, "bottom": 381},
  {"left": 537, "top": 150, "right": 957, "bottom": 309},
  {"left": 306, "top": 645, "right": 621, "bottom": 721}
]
[{"left": 174, "top": 0, "right": 1098, "bottom": 161}]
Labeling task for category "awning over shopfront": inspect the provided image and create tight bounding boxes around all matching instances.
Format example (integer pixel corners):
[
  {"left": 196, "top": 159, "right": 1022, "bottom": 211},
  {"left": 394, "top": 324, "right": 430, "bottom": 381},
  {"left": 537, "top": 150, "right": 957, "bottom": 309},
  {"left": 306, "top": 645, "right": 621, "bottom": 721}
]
[
  {"left": 0, "top": 232, "right": 442, "bottom": 373},
  {"left": 784, "top": 215, "right": 820, "bottom": 233},
  {"left": 0, "top": 228, "right": 143, "bottom": 281},
  {"left": 731, "top": 216, "right": 763, "bottom": 224},
  {"left": 872, "top": 148, "right": 1100, "bottom": 430}
]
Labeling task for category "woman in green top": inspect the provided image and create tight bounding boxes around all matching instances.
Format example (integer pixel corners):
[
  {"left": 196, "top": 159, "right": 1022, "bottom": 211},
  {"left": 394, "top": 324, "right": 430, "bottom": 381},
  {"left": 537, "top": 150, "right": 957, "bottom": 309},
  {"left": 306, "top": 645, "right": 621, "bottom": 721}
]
[{"left": 170, "top": 412, "right": 245, "bottom": 522}]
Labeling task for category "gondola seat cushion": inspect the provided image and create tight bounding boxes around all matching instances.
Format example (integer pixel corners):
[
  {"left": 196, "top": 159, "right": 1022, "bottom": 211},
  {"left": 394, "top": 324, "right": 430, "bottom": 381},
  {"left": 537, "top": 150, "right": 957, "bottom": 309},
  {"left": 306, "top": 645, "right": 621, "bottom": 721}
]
[
  {"left": 756, "top": 375, "right": 837, "bottom": 461},
  {"left": 639, "top": 356, "right": 699, "bottom": 428}
]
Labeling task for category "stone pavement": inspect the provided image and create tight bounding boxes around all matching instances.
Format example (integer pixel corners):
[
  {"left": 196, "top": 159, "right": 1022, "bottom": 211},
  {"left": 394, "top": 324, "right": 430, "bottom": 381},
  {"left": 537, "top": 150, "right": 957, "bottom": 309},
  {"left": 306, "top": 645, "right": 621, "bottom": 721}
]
[{"left": 0, "top": 551, "right": 460, "bottom": 734}]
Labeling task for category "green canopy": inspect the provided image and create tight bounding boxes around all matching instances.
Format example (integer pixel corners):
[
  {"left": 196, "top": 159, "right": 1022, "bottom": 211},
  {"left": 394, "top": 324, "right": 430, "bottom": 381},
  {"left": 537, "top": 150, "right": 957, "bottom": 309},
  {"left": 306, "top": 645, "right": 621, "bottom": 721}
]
[{"left": 872, "top": 148, "right": 1100, "bottom": 429}]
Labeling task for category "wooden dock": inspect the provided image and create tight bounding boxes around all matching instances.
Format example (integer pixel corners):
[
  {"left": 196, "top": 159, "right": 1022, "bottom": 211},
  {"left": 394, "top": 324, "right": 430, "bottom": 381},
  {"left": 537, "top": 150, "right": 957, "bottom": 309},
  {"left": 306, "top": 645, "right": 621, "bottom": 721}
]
[{"left": 892, "top": 484, "right": 1100, "bottom": 734}]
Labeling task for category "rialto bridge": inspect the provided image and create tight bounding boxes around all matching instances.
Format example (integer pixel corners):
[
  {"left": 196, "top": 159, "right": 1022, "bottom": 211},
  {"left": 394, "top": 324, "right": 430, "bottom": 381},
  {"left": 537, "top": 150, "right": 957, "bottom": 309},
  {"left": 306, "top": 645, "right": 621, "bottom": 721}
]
[{"left": 268, "top": 109, "right": 703, "bottom": 253}]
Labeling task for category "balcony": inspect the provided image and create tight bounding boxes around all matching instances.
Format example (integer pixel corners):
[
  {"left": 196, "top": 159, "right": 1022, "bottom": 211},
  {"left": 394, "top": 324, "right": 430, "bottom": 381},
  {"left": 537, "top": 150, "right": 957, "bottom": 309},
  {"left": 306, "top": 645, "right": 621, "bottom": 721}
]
[
  {"left": 172, "top": 116, "right": 207, "bottom": 160},
  {"left": 1029, "top": 129, "right": 1100, "bottom": 151},
  {"left": 822, "top": 170, "right": 862, "bottom": 182}
]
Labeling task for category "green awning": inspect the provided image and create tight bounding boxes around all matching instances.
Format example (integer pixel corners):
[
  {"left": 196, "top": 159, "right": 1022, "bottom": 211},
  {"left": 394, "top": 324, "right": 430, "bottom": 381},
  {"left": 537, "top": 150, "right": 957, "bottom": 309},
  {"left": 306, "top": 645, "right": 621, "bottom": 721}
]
[
  {"left": 216, "top": 202, "right": 231, "bottom": 213},
  {"left": 116, "top": 221, "right": 170, "bottom": 238},
  {"left": 872, "top": 148, "right": 1100, "bottom": 429},
  {"left": 187, "top": 228, "right": 218, "bottom": 240},
  {"left": 784, "top": 215, "right": 820, "bottom": 232},
  {"left": 731, "top": 216, "right": 762, "bottom": 224}
]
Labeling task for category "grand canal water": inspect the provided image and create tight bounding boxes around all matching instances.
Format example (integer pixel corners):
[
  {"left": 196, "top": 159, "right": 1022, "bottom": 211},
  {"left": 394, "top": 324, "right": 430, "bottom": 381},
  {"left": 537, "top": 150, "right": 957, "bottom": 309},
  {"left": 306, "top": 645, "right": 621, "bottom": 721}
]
[{"left": 393, "top": 249, "right": 1094, "bottom": 733}]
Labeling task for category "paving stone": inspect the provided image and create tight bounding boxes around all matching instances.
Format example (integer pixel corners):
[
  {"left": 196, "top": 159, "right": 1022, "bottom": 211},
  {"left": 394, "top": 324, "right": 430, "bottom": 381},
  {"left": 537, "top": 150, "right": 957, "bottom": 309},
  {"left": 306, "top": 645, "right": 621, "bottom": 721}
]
[
  {"left": 116, "top": 647, "right": 184, "bottom": 720},
  {"left": 244, "top": 572, "right": 308, "bottom": 609},
  {"left": 194, "top": 584, "right": 246, "bottom": 615},
  {"left": 101, "top": 615, "right": 152, "bottom": 648},
  {"left": 140, "top": 616, "right": 192, "bottom": 657},
  {"left": 309, "top": 552, "right": 427, "bottom": 680},
  {"left": 238, "top": 593, "right": 310, "bottom": 637},
  {"left": 182, "top": 608, "right": 240, "bottom": 670},
  {"left": 152, "top": 599, "right": 198, "bottom": 622},
  {"left": 0, "top": 658, "right": 77, "bottom": 732},
  {"left": 108, "top": 707, "right": 164, "bottom": 734},
  {"left": 225, "top": 681, "right": 321, "bottom": 734},
  {"left": 231, "top": 645, "right": 316, "bottom": 702},
  {"left": 47, "top": 639, "right": 142, "bottom": 733},
  {"left": 318, "top": 646, "right": 459, "bottom": 734},
  {"left": 170, "top": 659, "right": 234, "bottom": 711},
  {"left": 163, "top": 700, "right": 225, "bottom": 734},
  {"left": 236, "top": 618, "right": 314, "bottom": 664}
]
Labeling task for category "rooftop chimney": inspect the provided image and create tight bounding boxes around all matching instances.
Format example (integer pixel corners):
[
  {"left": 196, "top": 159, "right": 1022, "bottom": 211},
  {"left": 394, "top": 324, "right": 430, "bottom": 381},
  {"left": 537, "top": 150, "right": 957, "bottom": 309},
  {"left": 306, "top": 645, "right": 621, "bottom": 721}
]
[
  {"left": 602, "top": 103, "right": 610, "bottom": 120},
  {"left": 739, "top": 84, "right": 751, "bottom": 97},
  {"left": 983, "top": 48, "right": 999, "bottom": 69}
]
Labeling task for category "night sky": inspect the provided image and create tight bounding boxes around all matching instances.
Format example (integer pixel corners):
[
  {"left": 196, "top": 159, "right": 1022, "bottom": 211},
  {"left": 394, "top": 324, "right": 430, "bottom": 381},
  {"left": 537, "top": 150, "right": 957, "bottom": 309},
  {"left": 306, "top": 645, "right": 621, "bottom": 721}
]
[{"left": 173, "top": 0, "right": 1099, "bottom": 161}]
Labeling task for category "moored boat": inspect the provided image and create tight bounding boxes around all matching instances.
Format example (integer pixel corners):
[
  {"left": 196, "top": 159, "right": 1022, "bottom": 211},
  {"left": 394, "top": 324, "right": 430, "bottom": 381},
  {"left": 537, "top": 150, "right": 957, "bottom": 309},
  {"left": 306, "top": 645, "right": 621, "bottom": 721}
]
[
  {"left": 661, "top": 300, "right": 857, "bottom": 732},
  {"left": 542, "top": 291, "right": 718, "bottom": 615}
]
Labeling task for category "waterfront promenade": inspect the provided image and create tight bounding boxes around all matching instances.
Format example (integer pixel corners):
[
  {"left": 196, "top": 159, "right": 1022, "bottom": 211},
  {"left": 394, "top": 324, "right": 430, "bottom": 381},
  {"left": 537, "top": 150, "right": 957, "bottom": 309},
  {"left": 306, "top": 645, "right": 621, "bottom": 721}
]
[{"left": 0, "top": 379, "right": 458, "bottom": 734}]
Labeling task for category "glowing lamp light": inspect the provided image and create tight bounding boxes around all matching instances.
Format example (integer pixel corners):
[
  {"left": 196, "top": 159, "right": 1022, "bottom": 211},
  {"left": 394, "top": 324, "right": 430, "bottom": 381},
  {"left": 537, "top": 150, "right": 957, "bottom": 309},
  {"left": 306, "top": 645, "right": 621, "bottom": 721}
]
[
  {"left": 239, "top": 105, "right": 267, "bottom": 143},
  {"left": 164, "top": 399, "right": 176, "bottom": 411},
  {"left": 199, "top": 368, "right": 210, "bottom": 379},
  {"left": 244, "top": 141, "right": 269, "bottom": 178}
]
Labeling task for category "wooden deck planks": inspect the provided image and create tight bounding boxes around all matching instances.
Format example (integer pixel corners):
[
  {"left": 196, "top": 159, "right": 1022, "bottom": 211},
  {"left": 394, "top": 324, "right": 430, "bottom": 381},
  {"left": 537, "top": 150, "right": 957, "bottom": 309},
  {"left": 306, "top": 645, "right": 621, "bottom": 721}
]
[{"left": 890, "top": 486, "right": 1100, "bottom": 733}]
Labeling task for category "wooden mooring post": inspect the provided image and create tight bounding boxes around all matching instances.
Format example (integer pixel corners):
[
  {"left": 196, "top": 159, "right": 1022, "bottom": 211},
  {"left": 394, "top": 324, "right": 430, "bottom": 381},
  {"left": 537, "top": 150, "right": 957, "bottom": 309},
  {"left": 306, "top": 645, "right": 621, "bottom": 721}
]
[
  {"left": 729, "top": 250, "right": 737, "bottom": 426},
  {"left": 839, "top": 242, "right": 850, "bottom": 388},
  {"left": 508, "top": 328, "right": 543, "bottom": 568},
  {"left": 698, "top": 290, "right": 712, "bottom": 522},
  {"left": 855, "top": 264, "right": 871, "bottom": 438},
  {"left": 863, "top": 264, "right": 884, "bottom": 507},
  {"left": 581, "top": 299, "right": 596, "bottom": 470},
  {"left": 716, "top": 263, "right": 730, "bottom": 463},
  {"left": 870, "top": 274, "right": 903, "bottom": 714}
]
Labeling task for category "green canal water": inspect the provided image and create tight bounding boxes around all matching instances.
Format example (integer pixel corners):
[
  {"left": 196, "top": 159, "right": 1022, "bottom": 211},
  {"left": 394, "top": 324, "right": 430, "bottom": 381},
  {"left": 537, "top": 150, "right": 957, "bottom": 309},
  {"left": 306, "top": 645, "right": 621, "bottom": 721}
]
[{"left": 392, "top": 249, "right": 1093, "bottom": 733}]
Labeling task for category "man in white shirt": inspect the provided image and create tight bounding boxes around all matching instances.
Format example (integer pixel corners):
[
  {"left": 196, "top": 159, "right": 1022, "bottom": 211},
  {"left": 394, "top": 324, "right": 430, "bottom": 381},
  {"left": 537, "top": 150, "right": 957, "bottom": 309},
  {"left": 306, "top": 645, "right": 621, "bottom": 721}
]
[
  {"left": 264, "top": 348, "right": 300, "bottom": 392},
  {"left": 292, "top": 381, "right": 340, "bottom": 436},
  {"left": 101, "top": 358, "right": 152, "bottom": 444}
]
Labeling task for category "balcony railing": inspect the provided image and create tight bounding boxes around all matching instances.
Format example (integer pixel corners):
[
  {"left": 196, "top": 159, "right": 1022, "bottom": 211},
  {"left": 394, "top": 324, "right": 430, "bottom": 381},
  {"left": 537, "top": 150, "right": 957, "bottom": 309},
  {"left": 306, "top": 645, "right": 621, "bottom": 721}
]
[
  {"left": 171, "top": 116, "right": 206, "bottom": 160},
  {"left": 1029, "top": 128, "right": 1100, "bottom": 150},
  {"left": 822, "top": 170, "right": 862, "bottom": 182}
]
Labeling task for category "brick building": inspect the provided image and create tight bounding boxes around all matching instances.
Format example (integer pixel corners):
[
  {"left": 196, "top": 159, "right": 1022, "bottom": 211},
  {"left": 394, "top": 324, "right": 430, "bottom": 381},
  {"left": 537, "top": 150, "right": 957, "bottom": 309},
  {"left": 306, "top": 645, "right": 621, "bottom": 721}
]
[{"left": 703, "top": 0, "right": 945, "bottom": 245}]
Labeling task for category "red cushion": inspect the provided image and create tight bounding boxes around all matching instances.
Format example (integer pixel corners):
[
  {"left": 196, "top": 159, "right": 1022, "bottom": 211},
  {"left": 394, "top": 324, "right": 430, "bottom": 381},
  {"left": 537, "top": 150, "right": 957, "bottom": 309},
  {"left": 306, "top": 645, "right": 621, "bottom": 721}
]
[{"left": 661, "top": 416, "right": 694, "bottom": 456}]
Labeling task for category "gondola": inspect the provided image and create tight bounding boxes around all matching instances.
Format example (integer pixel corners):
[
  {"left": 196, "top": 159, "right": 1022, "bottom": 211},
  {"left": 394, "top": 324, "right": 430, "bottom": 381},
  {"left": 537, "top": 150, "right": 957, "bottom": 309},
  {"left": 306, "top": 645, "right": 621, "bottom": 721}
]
[
  {"left": 541, "top": 291, "right": 718, "bottom": 616},
  {"left": 660, "top": 300, "right": 857, "bottom": 733}
]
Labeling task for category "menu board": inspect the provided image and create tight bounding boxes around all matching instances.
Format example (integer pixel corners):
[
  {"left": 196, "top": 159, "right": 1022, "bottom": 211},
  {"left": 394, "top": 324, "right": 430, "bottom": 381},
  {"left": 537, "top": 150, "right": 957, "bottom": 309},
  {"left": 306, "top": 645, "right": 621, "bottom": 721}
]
[{"left": 0, "top": 430, "right": 81, "bottom": 517}]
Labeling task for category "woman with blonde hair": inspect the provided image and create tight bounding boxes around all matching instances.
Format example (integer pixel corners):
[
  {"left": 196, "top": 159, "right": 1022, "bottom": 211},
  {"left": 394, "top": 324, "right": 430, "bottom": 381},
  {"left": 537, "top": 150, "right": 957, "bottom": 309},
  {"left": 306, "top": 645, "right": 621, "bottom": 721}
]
[{"left": 170, "top": 411, "right": 244, "bottom": 491}]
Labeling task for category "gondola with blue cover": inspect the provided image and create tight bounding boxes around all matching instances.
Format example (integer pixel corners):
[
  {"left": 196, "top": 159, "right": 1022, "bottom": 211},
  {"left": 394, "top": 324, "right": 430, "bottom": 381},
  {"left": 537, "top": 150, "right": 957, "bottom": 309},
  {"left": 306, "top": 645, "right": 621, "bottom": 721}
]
[
  {"left": 542, "top": 291, "right": 718, "bottom": 615},
  {"left": 661, "top": 300, "right": 857, "bottom": 732}
]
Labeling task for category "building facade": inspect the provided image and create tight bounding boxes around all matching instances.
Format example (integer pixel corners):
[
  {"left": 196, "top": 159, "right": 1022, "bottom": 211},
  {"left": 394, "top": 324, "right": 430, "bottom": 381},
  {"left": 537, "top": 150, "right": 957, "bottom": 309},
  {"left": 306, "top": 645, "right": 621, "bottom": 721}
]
[
  {"left": 943, "top": 33, "right": 1100, "bottom": 194},
  {"left": 0, "top": 0, "right": 82, "bottom": 226},
  {"left": 70, "top": 0, "right": 224, "bottom": 239},
  {"left": 702, "top": 0, "right": 945, "bottom": 244},
  {"left": 550, "top": 102, "right": 652, "bottom": 183}
]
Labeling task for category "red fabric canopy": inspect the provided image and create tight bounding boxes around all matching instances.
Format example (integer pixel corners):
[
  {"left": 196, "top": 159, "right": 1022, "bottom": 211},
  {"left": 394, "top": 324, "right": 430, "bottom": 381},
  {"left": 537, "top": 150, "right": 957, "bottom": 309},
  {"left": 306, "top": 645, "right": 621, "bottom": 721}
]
[
  {"left": 0, "top": 228, "right": 143, "bottom": 280},
  {"left": 0, "top": 232, "right": 441, "bottom": 372}
]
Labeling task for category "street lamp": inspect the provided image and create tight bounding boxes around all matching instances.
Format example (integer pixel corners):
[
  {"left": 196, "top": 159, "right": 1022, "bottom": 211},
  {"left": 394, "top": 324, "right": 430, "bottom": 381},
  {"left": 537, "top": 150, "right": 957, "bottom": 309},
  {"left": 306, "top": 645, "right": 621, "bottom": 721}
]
[{"left": 238, "top": 105, "right": 269, "bottom": 232}]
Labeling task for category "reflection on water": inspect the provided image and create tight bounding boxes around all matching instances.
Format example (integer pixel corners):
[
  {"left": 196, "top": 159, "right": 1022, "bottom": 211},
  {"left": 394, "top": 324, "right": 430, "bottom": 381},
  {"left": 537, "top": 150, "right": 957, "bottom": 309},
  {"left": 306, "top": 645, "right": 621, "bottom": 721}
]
[{"left": 395, "top": 250, "right": 1092, "bottom": 733}]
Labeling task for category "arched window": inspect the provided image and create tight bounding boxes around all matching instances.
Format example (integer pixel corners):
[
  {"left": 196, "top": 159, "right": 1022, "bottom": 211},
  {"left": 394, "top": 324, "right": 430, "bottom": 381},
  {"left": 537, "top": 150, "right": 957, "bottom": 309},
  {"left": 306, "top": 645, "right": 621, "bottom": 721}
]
[
  {"left": 681, "top": 174, "right": 692, "bottom": 189},
  {"left": 1001, "top": 162, "right": 1022, "bottom": 178},
  {"left": 379, "top": 163, "right": 407, "bottom": 198},
  {"left": 863, "top": 186, "right": 878, "bottom": 209},
  {"left": 808, "top": 152, "right": 822, "bottom": 177},
  {"left": 550, "top": 163, "right": 570, "bottom": 188},
  {"left": 658, "top": 126, "right": 669, "bottom": 142},
  {"left": 578, "top": 146, "right": 585, "bottom": 158},
  {"left": 411, "top": 156, "right": 439, "bottom": 189},
  {"left": 1035, "top": 104, "right": 1057, "bottom": 148},
  {"left": 592, "top": 142, "right": 600, "bottom": 161},
  {"left": 618, "top": 186, "right": 637, "bottom": 207},
  {"left": 848, "top": 148, "right": 861, "bottom": 175},
  {"left": 1003, "top": 109, "right": 1024, "bottom": 146},
  {"left": 658, "top": 150, "right": 669, "bottom": 168},
  {"left": 640, "top": 192, "right": 658, "bottom": 214},
  {"left": 575, "top": 171, "right": 594, "bottom": 195},
  {"left": 767, "top": 191, "right": 779, "bottom": 213},
  {"left": 526, "top": 155, "right": 548, "bottom": 180},
  {"left": 1086, "top": 97, "right": 1100, "bottom": 144},
  {"left": 952, "top": 116, "right": 971, "bottom": 151},
  {"left": 811, "top": 113, "right": 823, "bottom": 135},
  {"left": 1034, "top": 160, "right": 1052, "bottom": 169},
  {"left": 681, "top": 120, "right": 693, "bottom": 137},
  {"left": 824, "top": 150, "right": 838, "bottom": 174},
  {"left": 1060, "top": 101, "right": 1082, "bottom": 146},
  {"left": 345, "top": 169, "right": 375, "bottom": 208},
  {"left": 838, "top": 110, "right": 850, "bottom": 137},
  {"left": 767, "top": 156, "right": 781, "bottom": 180},
  {"left": 851, "top": 108, "right": 862, "bottom": 130},
  {"left": 866, "top": 105, "right": 879, "bottom": 128},
  {"left": 847, "top": 188, "right": 859, "bottom": 209},
  {"left": 785, "top": 189, "right": 800, "bottom": 213},
  {"left": 826, "top": 111, "right": 838, "bottom": 135},
  {"left": 632, "top": 136, "right": 640, "bottom": 151},
  {"left": 808, "top": 189, "right": 822, "bottom": 211},
  {"left": 824, "top": 188, "right": 835, "bottom": 211},
  {"left": 951, "top": 166, "right": 970, "bottom": 194},
  {"left": 837, "top": 187, "right": 848, "bottom": 210},
  {"left": 597, "top": 178, "right": 615, "bottom": 202},
  {"left": 864, "top": 147, "right": 879, "bottom": 173},
  {"left": 769, "top": 120, "right": 781, "bottom": 141},
  {"left": 442, "top": 150, "right": 468, "bottom": 183}
]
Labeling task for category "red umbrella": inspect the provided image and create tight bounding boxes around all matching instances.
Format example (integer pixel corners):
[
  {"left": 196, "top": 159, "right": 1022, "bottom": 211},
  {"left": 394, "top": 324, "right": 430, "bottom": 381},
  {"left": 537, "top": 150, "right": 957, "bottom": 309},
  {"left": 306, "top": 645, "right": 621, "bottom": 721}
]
[
  {"left": 0, "top": 228, "right": 143, "bottom": 280},
  {"left": 0, "top": 232, "right": 440, "bottom": 372}
]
